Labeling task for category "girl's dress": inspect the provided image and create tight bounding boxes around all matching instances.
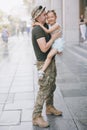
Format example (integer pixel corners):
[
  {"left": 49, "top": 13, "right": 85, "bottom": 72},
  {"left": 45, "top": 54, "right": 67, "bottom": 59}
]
[
  {"left": 80, "top": 19, "right": 86, "bottom": 40},
  {"left": 50, "top": 23, "right": 65, "bottom": 52}
]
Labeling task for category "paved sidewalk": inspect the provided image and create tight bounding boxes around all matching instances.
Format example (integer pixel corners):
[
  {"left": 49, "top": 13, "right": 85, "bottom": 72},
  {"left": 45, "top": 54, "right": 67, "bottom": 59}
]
[{"left": 0, "top": 35, "right": 87, "bottom": 130}]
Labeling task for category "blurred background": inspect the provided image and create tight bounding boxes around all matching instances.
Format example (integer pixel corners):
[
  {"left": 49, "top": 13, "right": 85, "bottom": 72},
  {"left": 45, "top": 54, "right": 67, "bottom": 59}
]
[
  {"left": 0, "top": 0, "right": 34, "bottom": 37},
  {"left": 0, "top": 0, "right": 87, "bottom": 42}
]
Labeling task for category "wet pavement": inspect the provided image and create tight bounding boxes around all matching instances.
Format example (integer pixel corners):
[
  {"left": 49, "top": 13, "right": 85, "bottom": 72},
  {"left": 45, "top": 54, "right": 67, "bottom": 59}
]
[{"left": 0, "top": 33, "right": 87, "bottom": 130}]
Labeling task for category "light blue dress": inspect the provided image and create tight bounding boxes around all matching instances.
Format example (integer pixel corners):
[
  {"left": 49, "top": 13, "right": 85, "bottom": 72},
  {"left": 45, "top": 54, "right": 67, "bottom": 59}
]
[
  {"left": 52, "top": 37, "right": 64, "bottom": 52},
  {"left": 50, "top": 23, "right": 65, "bottom": 52}
]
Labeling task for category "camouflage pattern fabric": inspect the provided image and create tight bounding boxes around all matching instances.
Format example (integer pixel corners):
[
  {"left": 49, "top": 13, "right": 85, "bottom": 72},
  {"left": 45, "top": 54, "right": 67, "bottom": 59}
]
[{"left": 32, "top": 59, "right": 57, "bottom": 119}]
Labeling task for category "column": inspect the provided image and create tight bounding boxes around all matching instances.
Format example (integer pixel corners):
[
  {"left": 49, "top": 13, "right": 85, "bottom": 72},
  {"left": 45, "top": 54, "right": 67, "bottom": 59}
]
[
  {"left": 63, "top": 0, "right": 79, "bottom": 42},
  {"left": 51, "top": 0, "right": 62, "bottom": 25}
]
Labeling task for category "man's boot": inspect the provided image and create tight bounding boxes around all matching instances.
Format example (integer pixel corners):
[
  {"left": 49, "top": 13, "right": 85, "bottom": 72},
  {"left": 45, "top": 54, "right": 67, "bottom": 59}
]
[
  {"left": 33, "top": 116, "right": 49, "bottom": 128},
  {"left": 46, "top": 105, "right": 62, "bottom": 116}
]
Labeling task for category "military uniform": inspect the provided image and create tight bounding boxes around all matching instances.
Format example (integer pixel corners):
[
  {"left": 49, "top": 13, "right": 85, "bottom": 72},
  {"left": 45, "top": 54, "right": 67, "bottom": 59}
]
[{"left": 33, "top": 59, "right": 56, "bottom": 118}]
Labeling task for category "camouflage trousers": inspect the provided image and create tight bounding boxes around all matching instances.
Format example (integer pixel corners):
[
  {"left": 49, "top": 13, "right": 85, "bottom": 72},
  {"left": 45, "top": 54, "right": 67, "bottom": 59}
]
[{"left": 32, "top": 59, "right": 57, "bottom": 119}]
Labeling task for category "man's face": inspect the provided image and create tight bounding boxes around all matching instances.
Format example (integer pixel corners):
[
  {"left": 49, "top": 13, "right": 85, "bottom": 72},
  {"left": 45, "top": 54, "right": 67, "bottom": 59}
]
[{"left": 36, "top": 10, "right": 47, "bottom": 24}]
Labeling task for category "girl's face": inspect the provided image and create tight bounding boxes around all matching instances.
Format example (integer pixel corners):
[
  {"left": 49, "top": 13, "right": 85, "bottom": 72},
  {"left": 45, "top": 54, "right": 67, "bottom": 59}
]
[{"left": 47, "top": 12, "right": 57, "bottom": 25}]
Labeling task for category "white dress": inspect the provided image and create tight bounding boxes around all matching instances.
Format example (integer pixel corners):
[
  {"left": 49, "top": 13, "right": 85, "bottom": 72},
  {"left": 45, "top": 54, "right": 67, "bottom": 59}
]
[
  {"left": 50, "top": 23, "right": 65, "bottom": 52},
  {"left": 80, "top": 24, "right": 86, "bottom": 40}
]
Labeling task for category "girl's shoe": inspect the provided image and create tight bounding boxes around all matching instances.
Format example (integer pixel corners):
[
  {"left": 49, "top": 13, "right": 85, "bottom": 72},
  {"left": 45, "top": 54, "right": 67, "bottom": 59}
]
[{"left": 38, "top": 70, "right": 45, "bottom": 80}]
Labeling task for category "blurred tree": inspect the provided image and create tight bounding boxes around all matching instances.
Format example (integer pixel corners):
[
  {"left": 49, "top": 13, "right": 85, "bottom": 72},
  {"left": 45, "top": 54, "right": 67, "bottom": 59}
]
[
  {"left": 0, "top": 10, "right": 5, "bottom": 32},
  {"left": 8, "top": 15, "right": 21, "bottom": 36},
  {"left": 23, "top": 0, "right": 29, "bottom": 5},
  {"left": 0, "top": 10, "right": 4, "bottom": 20},
  {"left": 23, "top": 0, "right": 35, "bottom": 15}
]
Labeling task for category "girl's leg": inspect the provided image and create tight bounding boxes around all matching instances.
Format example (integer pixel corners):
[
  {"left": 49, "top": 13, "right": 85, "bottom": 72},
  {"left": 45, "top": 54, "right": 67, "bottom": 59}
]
[{"left": 42, "top": 49, "right": 57, "bottom": 72}]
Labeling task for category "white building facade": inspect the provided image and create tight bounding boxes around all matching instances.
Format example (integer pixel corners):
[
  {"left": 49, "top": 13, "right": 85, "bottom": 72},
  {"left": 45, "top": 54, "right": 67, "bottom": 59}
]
[{"left": 34, "top": 0, "right": 87, "bottom": 43}]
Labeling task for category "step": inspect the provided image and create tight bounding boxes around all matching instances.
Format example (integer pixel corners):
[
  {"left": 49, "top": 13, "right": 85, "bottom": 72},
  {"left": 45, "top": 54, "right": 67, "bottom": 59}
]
[
  {"left": 71, "top": 45, "right": 87, "bottom": 59},
  {"left": 65, "top": 46, "right": 87, "bottom": 62}
]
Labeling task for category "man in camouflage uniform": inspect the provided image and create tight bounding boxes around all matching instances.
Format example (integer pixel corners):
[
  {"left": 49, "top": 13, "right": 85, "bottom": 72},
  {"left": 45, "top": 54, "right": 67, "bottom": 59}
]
[{"left": 31, "top": 5, "right": 62, "bottom": 128}]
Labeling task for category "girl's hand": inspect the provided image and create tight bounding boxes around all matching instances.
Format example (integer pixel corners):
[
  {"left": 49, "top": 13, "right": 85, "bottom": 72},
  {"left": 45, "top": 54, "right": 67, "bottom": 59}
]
[{"left": 34, "top": 22, "right": 41, "bottom": 26}]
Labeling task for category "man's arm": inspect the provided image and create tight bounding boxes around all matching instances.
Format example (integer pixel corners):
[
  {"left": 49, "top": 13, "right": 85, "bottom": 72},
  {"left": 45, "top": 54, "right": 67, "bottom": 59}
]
[{"left": 37, "top": 31, "right": 62, "bottom": 53}]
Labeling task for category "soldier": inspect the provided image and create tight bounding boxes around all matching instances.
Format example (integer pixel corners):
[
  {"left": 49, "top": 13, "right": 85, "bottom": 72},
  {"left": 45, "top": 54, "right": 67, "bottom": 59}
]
[{"left": 31, "top": 5, "right": 62, "bottom": 128}]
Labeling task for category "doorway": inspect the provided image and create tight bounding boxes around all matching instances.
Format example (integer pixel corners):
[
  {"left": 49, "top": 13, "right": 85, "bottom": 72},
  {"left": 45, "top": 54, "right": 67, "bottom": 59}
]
[
  {"left": 79, "top": 0, "right": 87, "bottom": 42},
  {"left": 80, "top": 0, "right": 87, "bottom": 18}
]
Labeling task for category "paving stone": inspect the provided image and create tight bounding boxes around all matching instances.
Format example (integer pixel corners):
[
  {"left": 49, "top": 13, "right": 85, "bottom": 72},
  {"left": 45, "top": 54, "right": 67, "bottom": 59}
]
[
  {"left": 0, "top": 105, "right": 4, "bottom": 111},
  {"left": 13, "top": 77, "right": 33, "bottom": 82},
  {"left": 79, "top": 77, "right": 87, "bottom": 82},
  {"left": 0, "top": 94, "right": 8, "bottom": 104},
  {"left": 64, "top": 97, "right": 87, "bottom": 120},
  {"left": 54, "top": 89, "right": 72, "bottom": 119},
  {"left": 76, "top": 120, "right": 87, "bottom": 130},
  {"left": 57, "top": 78, "right": 80, "bottom": 83},
  {"left": 15, "top": 72, "right": 33, "bottom": 77},
  {"left": 14, "top": 92, "right": 34, "bottom": 101},
  {"left": 4, "top": 100, "right": 34, "bottom": 110},
  {"left": 15, "top": 71, "right": 33, "bottom": 76},
  {"left": 0, "top": 78, "right": 12, "bottom": 86},
  {"left": 0, "top": 94, "right": 14, "bottom": 104},
  {"left": 79, "top": 119, "right": 87, "bottom": 126},
  {"left": 0, "top": 126, "right": 10, "bottom": 130},
  {"left": 0, "top": 111, "right": 21, "bottom": 125},
  {"left": 61, "top": 89, "right": 87, "bottom": 97},
  {"left": 12, "top": 81, "right": 33, "bottom": 88},
  {"left": 48, "top": 118, "right": 78, "bottom": 130},
  {"left": 9, "top": 122, "right": 32, "bottom": 130},
  {"left": 32, "top": 125, "right": 49, "bottom": 130},
  {"left": 58, "top": 83, "right": 87, "bottom": 90},
  {"left": 10, "top": 86, "right": 34, "bottom": 93},
  {"left": 12, "top": 80, "right": 33, "bottom": 88},
  {"left": 6, "top": 94, "right": 15, "bottom": 104},
  {"left": 0, "top": 88, "right": 10, "bottom": 93},
  {"left": 21, "top": 109, "right": 32, "bottom": 122}
]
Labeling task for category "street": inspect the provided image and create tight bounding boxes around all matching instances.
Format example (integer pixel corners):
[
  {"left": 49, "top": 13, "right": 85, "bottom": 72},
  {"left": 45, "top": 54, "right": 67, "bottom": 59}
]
[{"left": 0, "top": 33, "right": 87, "bottom": 130}]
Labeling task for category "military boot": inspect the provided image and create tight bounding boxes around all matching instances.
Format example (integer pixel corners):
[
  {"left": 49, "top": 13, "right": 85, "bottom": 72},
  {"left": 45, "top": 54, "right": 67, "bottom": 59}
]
[
  {"left": 33, "top": 116, "right": 49, "bottom": 128},
  {"left": 46, "top": 105, "right": 62, "bottom": 116}
]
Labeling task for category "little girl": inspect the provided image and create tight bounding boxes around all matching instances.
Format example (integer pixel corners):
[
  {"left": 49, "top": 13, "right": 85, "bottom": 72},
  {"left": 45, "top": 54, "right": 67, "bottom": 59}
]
[{"left": 34, "top": 10, "right": 65, "bottom": 79}]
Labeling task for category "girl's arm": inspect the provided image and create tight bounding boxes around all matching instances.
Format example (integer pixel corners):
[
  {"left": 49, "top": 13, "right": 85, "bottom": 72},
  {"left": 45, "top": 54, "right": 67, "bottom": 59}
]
[{"left": 34, "top": 22, "right": 60, "bottom": 33}]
